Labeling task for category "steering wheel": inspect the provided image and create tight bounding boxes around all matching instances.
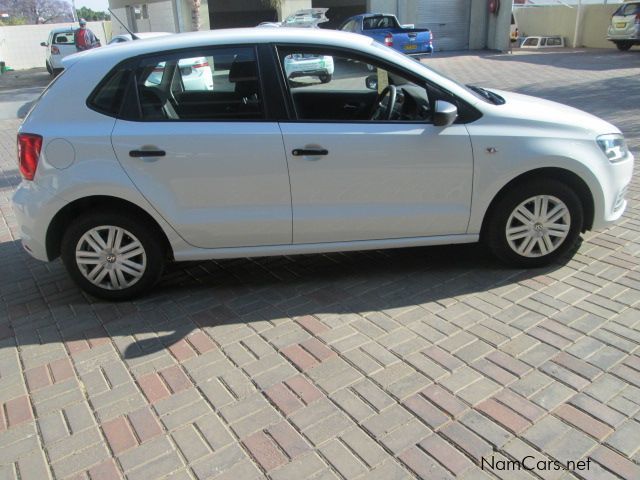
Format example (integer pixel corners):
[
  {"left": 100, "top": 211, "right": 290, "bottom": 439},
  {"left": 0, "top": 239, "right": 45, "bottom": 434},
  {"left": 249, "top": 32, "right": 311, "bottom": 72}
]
[{"left": 371, "top": 85, "right": 397, "bottom": 121}]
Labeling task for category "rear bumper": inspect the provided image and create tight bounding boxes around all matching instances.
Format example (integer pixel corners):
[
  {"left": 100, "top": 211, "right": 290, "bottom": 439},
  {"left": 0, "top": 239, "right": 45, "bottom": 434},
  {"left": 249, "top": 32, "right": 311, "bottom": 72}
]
[
  {"left": 398, "top": 45, "right": 433, "bottom": 55},
  {"left": 12, "top": 181, "right": 67, "bottom": 262}
]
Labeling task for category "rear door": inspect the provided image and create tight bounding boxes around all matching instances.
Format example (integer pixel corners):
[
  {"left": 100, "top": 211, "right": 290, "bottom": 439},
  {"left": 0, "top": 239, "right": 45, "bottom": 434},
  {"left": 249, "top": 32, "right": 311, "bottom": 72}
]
[{"left": 110, "top": 45, "right": 292, "bottom": 249}]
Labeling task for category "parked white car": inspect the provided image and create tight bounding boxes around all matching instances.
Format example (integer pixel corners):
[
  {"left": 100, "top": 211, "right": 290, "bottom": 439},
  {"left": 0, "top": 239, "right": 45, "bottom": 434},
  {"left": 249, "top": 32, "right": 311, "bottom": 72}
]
[
  {"left": 108, "top": 32, "right": 214, "bottom": 91},
  {"left": 14, "top": 28, "right": 634, "bottom": 299},
  {"left": 41, "top": 27, "right": 78, "bottom": 75}
]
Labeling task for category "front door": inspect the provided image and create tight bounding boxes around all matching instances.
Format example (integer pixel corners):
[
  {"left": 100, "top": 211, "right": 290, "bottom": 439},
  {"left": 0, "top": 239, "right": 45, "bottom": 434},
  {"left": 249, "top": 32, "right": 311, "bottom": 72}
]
[
  {"left": 111, "top": 46, "right": 292, "bottom": 249},
  {"left": 276, "top": 47, "right": 474, "bottom": 244}
]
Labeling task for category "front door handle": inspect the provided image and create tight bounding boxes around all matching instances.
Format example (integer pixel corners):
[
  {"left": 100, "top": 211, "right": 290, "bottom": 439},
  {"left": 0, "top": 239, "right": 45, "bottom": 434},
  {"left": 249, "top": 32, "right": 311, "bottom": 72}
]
[
  {"left": 129, "top": 149, "right": 166, "bottom": 158},
  {"left": 292, "top": 148, "right": 329, "bottom": 156}
]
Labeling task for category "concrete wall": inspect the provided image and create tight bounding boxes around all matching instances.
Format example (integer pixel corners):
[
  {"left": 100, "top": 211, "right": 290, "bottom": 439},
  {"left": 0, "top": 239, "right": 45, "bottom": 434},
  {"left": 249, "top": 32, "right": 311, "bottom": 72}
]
[
  {"left": 513, "top": 4, "right": 619, "bottom": 48},
  {"left": 0, "top": 21, "right": 110, "bottom": 70}
]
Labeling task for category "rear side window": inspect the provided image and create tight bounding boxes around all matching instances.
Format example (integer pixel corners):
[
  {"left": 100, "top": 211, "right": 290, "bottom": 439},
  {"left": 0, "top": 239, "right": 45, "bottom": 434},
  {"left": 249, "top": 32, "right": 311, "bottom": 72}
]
[
  {"left": 134, "top": 46, "right": 264, "bottom": 121},
  {"left": 363, "top": 16, "right": 399, "bottom": 30},
  {"left": 88, "top": 69, "right": 131, "bottom": 117},
  {"left": 53, "top": 32, "right": 75, "bottom": 44}
]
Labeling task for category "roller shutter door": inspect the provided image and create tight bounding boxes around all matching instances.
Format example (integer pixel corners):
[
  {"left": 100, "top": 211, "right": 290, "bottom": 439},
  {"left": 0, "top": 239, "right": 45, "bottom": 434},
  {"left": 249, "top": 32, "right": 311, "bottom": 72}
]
[{"left": 416, "top": 0, "right": 472, "bottom": 51}]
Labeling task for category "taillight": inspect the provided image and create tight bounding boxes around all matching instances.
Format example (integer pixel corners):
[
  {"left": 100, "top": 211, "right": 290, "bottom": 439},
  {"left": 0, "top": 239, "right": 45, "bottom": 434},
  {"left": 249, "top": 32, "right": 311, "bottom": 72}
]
[
  {"left": 192, "top": 62, "right": 209, "bottom": 69},
  {"left": 636, "top": 13, "right": 640, "bottom": 24},
  {"left": 384, "top": 33, "right": 393, "bottom": 47},
  {"left": 51, "top": 45, "right": 60, "bottom": 55},
  {"left": 17, "top": 134, "right": 42, "bottom": 181}
]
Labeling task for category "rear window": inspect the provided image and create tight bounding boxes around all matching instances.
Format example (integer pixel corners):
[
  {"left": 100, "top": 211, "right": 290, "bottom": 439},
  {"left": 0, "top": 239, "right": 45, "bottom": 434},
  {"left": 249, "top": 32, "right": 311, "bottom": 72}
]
[
  {"left": 615, "top": 3, "right": 640, "bottom": 16},
  {"left": 87, "top": 69, "right": 131, "bottom": 117},
  {"left": 53, "top": 32, "right": 75, "bottom": 45},
  {"left": 363, "top": 16, "right": 399, "bottom": 30}
]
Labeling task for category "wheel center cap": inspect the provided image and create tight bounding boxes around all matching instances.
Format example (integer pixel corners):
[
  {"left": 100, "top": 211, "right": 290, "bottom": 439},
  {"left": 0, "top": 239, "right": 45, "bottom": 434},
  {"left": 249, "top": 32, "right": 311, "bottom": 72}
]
[
  {"left": 106, "top": 254, "right": 117, "bottom": 264},
  {"left": 534, "top": 223, "right": 544, "bottom": 232}
]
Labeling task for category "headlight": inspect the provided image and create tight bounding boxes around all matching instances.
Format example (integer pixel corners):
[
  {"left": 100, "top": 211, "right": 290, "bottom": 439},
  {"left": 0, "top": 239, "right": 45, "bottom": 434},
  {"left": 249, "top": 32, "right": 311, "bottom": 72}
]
[{"left": 597, "top": 134, "right": 629, "bottom": 163}]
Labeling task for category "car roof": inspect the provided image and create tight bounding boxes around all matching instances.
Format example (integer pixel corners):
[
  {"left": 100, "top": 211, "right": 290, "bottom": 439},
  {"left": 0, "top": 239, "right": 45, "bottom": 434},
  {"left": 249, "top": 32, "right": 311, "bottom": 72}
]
[
  {"left": 65, "top": 27, "right": 374, "bottom": 67},
  {"left": 113, "top": 32, "right": 172, "bottom": 41}
]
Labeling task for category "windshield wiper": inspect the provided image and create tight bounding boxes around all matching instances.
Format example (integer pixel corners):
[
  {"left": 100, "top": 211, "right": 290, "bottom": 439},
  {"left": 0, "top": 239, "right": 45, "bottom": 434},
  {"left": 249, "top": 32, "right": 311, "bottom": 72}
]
[{"left": 467, "top": 85, "right": 505, "bottom": 105}]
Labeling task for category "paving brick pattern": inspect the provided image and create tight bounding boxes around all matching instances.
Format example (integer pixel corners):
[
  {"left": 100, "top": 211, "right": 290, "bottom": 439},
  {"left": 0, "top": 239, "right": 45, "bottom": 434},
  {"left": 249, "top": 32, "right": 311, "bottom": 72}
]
[{"left": 0, "top": 49, "right": 639, "bottom": 479}]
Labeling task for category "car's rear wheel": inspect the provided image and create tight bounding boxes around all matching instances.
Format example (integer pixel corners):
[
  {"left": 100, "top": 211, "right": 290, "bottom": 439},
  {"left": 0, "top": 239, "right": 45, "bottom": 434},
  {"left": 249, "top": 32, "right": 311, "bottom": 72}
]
[
  {"left": 615, "top": 41, "right": 633, "bottom": 51},
  {"left": 61, "top": 212, "right": 165, "bottom": 300},
  {"left": 319, "top": 74, "right": 332, "bottom": 83},
  {"left": 485, "top": 179, "right": 583, "bottom": 267}
]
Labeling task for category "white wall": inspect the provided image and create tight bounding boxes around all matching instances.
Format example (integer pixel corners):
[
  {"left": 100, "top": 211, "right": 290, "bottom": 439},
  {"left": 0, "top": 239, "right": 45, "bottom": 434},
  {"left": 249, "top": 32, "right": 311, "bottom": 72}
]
[{"left": 0, "top": 21, "right": 110, "bottom": 70}]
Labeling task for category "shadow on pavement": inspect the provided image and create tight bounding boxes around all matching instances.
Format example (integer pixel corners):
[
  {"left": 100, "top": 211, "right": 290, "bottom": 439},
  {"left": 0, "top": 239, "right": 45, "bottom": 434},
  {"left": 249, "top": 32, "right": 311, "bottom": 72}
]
[{"left": 0, "top": 237, "right": 569, "bottom": 359}]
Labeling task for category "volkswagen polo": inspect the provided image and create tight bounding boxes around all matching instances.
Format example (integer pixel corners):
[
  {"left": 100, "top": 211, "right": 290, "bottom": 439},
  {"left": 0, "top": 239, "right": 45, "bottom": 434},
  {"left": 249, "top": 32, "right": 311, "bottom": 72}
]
[{"left": 13, "top": 28, "right": 634, "bottom": 300}]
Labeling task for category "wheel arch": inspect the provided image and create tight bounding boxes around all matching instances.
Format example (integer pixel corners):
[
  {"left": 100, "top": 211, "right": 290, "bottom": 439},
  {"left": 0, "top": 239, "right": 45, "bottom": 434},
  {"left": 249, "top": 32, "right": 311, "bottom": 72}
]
[
  {"left": 46, "top": 195, "right": 173, "bottom": 261},
  {"left": 480, "top": 167, "right": 595, "bottom": 240}
]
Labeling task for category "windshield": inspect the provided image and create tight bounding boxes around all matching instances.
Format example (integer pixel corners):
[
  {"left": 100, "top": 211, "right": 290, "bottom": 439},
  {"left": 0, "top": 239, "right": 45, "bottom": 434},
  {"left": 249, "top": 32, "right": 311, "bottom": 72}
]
[{"left": 371, "top": 41, "right": 500, "bottom": 104}]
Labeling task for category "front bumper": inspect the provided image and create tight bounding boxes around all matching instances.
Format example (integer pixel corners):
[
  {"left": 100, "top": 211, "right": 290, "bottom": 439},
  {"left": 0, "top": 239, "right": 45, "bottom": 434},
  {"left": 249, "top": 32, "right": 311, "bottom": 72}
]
[
  {"left": 12, "top": 181, "right": 68, "bottom": 262},
  {"left": 592, "top": 152, "right": 635, "bottom": 230}
]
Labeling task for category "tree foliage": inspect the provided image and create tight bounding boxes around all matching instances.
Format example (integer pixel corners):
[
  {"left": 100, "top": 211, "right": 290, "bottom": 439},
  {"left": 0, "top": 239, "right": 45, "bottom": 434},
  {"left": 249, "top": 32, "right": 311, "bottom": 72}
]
[
  {"left": 76, "top": 6, "right": 109, "bottom": 22},
  {"left": 0, "top": 0, "right": 73, "bottom": 24}
]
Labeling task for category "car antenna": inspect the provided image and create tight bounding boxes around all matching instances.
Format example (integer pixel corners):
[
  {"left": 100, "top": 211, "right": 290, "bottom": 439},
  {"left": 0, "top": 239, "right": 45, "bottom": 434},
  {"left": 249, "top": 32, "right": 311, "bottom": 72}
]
[{"left": 108, "top": 8, "right": 140, "bottom": 40}]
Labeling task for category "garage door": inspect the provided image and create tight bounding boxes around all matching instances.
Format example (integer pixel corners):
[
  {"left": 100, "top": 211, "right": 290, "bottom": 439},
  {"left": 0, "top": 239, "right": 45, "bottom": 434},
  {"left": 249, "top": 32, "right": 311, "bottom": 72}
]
[{"left": 416, "top": 0, "right": 471, "bottom": 51}]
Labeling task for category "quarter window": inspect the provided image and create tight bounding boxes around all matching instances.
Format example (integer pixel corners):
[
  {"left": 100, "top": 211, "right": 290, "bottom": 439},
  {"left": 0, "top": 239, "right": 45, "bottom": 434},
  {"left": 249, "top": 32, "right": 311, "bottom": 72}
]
[
  {"left": 135, "top": 46, "right": 263, "bottom": 121},
  {"left": 88, "top": 69, "right": 131, "bottom": 116}
]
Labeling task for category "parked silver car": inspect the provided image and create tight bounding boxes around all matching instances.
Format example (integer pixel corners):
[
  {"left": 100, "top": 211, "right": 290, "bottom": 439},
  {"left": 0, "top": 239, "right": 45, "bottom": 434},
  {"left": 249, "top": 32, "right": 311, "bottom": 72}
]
[{"left": 607, "top": 1, "right": 640, "bottom": 50}]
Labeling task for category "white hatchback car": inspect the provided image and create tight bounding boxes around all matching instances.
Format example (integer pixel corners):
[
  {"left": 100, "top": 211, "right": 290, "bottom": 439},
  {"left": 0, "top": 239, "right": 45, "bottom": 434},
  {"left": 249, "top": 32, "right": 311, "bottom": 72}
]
[
  {"left": 41, "top": 27, "right": 78, "bottom": 75},
  {"left": 14, "top": 28, "right": 634, "bottom": 300}
]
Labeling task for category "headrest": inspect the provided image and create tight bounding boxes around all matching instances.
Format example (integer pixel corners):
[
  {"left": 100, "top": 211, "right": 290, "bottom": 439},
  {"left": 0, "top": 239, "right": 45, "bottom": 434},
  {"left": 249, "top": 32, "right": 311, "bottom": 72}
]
[{"left": 229, "top": 58, "right": 257, "bottom": 83}]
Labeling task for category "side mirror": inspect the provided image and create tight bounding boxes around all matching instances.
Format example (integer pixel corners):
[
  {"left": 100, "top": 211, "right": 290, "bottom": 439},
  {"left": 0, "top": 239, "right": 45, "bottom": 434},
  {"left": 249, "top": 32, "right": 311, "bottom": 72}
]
[
  {"left": 365, "top": 74, "right": 378, "bottom": 91},
  {"left": 40, "top": 42, "right": 48, "bottom": 47},
  {"left": 433, "top": 100, "right": 458, "bottom": 127}
]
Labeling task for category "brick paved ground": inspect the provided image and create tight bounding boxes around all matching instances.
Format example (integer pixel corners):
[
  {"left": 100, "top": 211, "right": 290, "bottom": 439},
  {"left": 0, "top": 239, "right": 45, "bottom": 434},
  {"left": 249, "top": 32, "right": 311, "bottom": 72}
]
[{"left": 0, "top": 49, "right": 639, "bottom": 479}]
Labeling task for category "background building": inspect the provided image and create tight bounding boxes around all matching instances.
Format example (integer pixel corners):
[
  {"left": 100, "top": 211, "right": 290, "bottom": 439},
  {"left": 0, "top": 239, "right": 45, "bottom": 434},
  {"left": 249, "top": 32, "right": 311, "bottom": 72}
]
[{"left": 108, "top": 0, "right": 513, "bottom": 52}]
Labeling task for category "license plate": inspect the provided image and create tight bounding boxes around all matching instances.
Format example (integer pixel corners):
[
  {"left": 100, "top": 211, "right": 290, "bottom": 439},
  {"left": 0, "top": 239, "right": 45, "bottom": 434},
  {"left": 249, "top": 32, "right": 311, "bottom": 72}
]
[
  {"left": 616, "top": 22, "right": 627, "bottom": 28},
  {"left": 404, "top": 44, "right": 418, "bottom": 51}
]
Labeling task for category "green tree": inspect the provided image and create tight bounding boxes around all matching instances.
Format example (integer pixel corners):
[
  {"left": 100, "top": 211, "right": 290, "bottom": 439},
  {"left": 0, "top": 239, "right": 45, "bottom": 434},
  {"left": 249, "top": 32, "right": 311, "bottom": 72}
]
[{"left": 76, "top": 6, "right": 109, "bottom": 21}]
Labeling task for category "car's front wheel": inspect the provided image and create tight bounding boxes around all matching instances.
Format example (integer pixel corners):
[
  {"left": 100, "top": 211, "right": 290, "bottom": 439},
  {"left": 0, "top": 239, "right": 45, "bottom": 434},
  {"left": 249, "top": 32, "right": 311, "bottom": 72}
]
[
  {"left": 485, "top": 179, "right": 583, "bottom": 267},
  {"left": 319, "top": 74, "right": 332, "bottom": 83},
  {"left": 61, "top": 212, "right": 165, "bottom": 300}
]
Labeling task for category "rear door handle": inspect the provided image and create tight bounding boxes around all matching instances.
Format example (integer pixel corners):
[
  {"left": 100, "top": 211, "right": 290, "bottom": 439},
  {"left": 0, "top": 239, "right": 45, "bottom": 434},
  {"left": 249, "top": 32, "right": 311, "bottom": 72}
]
[
  {"left": 292, "top": 148, "right": 329, "bottom": 156},
  {"left": 129, "top": 150, "right": 166, "bottom": 158}
]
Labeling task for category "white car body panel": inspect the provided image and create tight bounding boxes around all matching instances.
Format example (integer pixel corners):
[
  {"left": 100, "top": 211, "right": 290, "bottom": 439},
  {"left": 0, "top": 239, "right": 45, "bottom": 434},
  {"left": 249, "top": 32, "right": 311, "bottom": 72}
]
[{"left": 15, "top": 28, "right": 634, "bottom": 265}]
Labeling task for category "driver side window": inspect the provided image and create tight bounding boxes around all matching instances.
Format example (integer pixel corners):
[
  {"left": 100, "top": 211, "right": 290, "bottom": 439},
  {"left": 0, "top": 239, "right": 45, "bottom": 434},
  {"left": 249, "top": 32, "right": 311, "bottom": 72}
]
[{"left": 278, "top": 48, "right": 431, "bottom": 123}]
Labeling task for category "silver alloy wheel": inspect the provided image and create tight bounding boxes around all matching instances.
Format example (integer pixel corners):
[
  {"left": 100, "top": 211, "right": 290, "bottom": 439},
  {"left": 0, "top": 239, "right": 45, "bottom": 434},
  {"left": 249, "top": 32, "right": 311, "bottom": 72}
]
[
  {"left": 75, "top": 226, "right": 147, "bottom": 290},
  {"left": 505, "top": 195, "right": 571, "bottom": 258}
]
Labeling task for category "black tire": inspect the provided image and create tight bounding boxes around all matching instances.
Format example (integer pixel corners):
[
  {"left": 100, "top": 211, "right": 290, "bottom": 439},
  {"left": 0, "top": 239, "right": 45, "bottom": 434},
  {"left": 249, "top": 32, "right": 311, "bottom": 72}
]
[
  {"left": 61, "top": 211, "right": 165, "bottom": 301},
  {"left": 319, "top": 74, "right": 332, "bottom": 84},
  {"left": 484, "top": 179, "right": 584, "bottom": 268},
  {"left": 615, "top": 41, "right": 633, "bottom": 51},
  {"left": 46, "top": 61, "right": 53, "bottom": 75}
]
